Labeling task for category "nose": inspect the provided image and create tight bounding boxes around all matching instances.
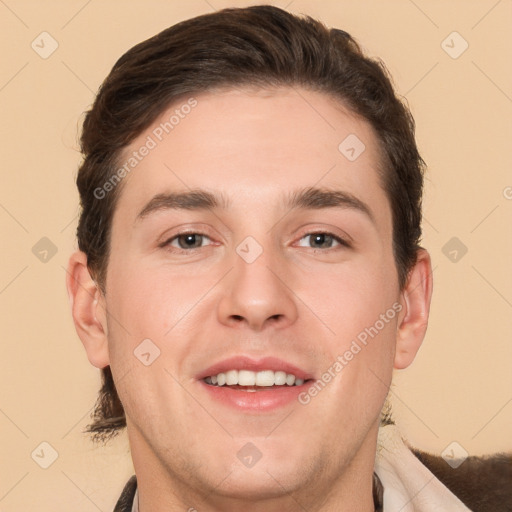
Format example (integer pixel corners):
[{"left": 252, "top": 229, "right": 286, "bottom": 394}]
[{"left": 216, "top": 244, "right": 299, "bottom": 332}]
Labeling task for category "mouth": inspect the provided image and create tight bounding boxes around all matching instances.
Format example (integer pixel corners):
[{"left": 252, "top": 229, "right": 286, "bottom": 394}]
[
  {"left": 203, "top": 369, "right": 309, "bottom": 391},
  {"left": 197, "top": 356, "right": 315, "bottom": 411},
  {"left": 204, "top": 370, "right": 305, "bottom": 391}
]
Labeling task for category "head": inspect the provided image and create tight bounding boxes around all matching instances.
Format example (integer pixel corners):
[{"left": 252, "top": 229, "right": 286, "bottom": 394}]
[{"left": 67, "top": 4, "right": 432, "bottom": 506}]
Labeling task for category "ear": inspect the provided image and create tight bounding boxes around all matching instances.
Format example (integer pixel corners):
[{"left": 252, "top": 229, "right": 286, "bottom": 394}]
[
  {"left": 394, "top": 249, "right": 433, "bottom": 369},
  {"left": 66, "top": 251, "right": 110, "bottom": 368}
]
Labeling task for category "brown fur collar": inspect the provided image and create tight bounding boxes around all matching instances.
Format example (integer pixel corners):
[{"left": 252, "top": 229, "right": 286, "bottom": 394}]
[{"left": 411, "top": 448, "right": 512, "bottom": 511}]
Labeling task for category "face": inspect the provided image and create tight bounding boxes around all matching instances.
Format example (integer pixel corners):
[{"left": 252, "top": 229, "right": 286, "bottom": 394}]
[{"left": 96, "top": 88, "right": 406, "bottom": 502}]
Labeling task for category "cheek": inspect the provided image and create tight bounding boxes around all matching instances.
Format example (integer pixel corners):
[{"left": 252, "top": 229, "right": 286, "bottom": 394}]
[
  {"left": 302, "top": 260, "right": 398, "bottom": 338},
  {"left": 105, "top": 257, "right": 201, "bottom": 337},
  {"left": 102, "top": 264, "right": 193, "bottom": 425},
  {"left": 300, "top": 258, "right": 399, "bottom": 402}
]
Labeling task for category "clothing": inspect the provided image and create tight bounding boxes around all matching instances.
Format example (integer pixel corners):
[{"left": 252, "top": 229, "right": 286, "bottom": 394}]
[
  {"left": 374, "top": 425, "right": 469, "bottom": 511},
  {"left": 113, "top": 424, "right": 509, "bottom": 511}
]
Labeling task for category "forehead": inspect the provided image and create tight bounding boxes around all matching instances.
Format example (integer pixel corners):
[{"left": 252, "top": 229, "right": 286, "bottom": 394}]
[{"left": 112, "top": 87, "right": 390, "bottom": 224}]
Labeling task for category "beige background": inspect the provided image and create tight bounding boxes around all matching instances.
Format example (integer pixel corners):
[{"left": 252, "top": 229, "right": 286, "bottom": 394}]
[{"left": 1, "top": 0, "right": 511, "bottom": 510}]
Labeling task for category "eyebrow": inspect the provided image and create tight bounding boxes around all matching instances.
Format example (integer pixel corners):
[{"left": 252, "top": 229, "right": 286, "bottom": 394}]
[
  {"left": 136, "top": 186, "right": 374, "bottom": 223},
  {"left": 136, "top": 190, "right": 230, "bottom": 220},
  {"left": 286, "top": 187, "right": 374, "bottom": 223}
]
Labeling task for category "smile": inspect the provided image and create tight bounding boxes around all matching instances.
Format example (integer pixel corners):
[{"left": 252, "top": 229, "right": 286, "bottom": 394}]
[
  {"left": 204, "top": 369, "right": 305, "bottom": 388},
  {"left": 197, "top": 357, "right": 315, "bottom": 411}
]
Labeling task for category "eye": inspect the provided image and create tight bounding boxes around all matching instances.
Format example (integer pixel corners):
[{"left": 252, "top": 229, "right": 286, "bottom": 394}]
[
  {"left": 297, "top": 232, "right": 348, "bottom": 249},
  {"left": 165, "top": 233, "right": 212, "bottom": 250}
]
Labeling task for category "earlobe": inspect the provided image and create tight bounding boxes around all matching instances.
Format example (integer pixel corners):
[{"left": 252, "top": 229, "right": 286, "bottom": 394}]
[
  {"left": 66, "top": 251, "right": 110, "bottom": 369},
  {"left": 394, "top": 249, "right": 433, "bottom": 370}
]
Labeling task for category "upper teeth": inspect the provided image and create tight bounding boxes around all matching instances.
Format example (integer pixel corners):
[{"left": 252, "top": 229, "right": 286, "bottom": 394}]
[{"left": 204, "top": 370, "right": 304, "bottom": 387}]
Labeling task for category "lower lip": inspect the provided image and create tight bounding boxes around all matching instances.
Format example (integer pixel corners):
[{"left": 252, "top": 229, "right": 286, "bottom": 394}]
[{"left": 199, "top": 380, "right": 309, "bottom": 412}]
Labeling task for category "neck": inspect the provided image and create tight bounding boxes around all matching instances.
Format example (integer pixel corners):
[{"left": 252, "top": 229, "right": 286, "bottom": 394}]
[{"left": 129, "top": 423, "right": 379, "bottom": 512}]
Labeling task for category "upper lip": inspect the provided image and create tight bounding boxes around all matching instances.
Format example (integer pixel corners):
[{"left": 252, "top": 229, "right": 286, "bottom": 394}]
[{"left": 196, "top": 355, "right": 314, "bottom": 381}]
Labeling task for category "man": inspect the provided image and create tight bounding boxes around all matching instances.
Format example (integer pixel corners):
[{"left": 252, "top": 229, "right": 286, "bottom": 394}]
[{"left": 66, "top": 5, "right": 510, "bottom": 511}]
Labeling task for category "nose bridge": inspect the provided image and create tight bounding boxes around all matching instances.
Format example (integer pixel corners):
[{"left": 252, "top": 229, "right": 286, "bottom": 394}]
[{"left": 216, "top": 235, "right": 298, "bottom": 331}]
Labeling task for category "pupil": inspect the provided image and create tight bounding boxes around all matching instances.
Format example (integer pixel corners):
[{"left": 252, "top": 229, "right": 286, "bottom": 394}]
[
  {"left": 312, "top": 234, "right": 330, "bottom": 248},
  {"left": 179, "top": 234, "right": 201, "bottom": 248}
]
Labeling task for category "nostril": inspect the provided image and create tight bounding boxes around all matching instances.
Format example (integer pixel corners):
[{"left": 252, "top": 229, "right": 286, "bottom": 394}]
[{"left": 268, "top": 314, "right": 284, "bottom": 323}]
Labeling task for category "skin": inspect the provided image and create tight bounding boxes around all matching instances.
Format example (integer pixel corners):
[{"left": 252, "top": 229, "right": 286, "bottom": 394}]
[{"left": 67, "top": 87, "right": 433, "bottom": 512}]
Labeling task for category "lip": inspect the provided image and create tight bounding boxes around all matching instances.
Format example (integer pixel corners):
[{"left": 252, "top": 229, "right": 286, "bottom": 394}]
[
  {"left": 199, "top": 381, "right": 310, "bottom": 412},
  {"left": 196, "top": 356, "right": 314, "bottom": 413},
  {"left": 196, "top": 355, "right": 314, "bottom": 381}
]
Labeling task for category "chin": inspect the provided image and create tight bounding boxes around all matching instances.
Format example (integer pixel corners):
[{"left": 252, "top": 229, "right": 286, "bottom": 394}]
[
  {"left": 206, "top": 446, "right": 323, "bottom": 500},
  {"left": 214, "top": 463, "right": 309, "bottom": 501}
]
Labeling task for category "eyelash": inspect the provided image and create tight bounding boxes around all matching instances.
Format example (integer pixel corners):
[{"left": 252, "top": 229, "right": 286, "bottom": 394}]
[
  {"left": 296, "top": 232, "right": 350, "bottom": 250},
  {"left": 161, "top": 231, "right": 350, "bottom": 252},
  {"left": 162, "top": 232, "right": 214, "bottom": 252}
]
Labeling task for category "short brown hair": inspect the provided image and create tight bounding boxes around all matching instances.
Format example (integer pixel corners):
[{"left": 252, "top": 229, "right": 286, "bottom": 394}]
[{"left": 76, "top": 5, "right": 424, "bottom": 441}]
